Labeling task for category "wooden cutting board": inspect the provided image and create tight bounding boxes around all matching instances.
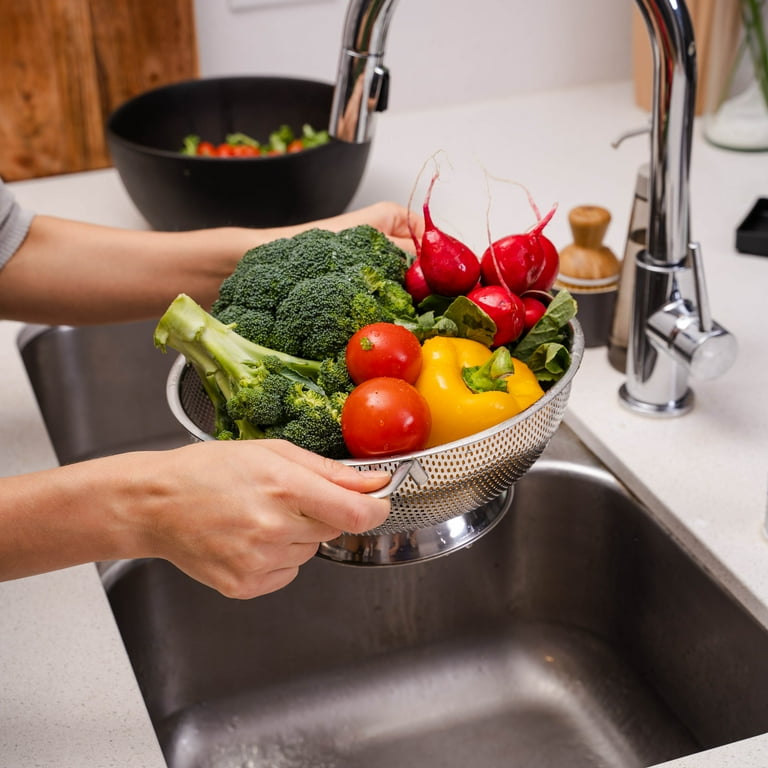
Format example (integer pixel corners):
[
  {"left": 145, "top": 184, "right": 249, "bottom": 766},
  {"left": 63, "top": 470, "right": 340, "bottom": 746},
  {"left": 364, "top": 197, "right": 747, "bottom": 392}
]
[{"left": 0, "top": 0, "right": 198, "bottom": 181}]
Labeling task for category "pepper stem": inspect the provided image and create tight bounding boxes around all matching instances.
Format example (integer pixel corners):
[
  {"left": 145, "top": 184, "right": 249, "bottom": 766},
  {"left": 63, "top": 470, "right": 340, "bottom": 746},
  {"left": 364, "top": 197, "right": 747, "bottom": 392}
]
[{"left": 462, "top": 346, "right": 515, "bottom": 393}]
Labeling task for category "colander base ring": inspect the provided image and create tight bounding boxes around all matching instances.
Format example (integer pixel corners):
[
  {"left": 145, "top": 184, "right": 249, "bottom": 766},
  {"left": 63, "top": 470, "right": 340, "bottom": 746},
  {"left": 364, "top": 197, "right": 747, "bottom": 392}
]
[{"left": 316, "top": 488, "right": 514, "bottom": 566}]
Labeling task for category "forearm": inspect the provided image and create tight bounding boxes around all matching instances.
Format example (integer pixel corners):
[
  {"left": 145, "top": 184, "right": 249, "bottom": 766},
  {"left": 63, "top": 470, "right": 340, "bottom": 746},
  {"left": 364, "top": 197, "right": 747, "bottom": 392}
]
[
  {"left": 0, "top": 456, "right": 147, "bottom": 581},
  {"left": 0, "top": 441, "right": 390, "bottom": 596},
  {"left": 0, "top": 201, "right": 419, "bottom": 326},
  {"left": 0, "top": 216, "right": 264, "bottom": 324}
]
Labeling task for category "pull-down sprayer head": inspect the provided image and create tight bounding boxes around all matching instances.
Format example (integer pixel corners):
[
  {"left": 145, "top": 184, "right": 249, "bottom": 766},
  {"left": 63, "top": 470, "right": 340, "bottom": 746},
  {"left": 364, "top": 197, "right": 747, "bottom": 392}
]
[{"left": 329, "top": 0, "right": 399, "bottom": 144}]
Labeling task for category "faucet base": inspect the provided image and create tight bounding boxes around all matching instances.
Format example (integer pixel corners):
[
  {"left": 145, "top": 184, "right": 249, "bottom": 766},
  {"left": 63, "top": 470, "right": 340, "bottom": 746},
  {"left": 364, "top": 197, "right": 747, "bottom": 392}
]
[{"left": 618, "top": 383, "right": 694, "bottom": 417}]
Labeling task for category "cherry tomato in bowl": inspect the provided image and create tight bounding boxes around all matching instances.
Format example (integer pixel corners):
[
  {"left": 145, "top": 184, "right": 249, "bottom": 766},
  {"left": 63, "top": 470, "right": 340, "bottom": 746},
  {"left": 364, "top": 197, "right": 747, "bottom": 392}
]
[
  {"left": 345, "top": 322, "right": 423, "bottom": 385},
  {"left": 341, "top": 377, "right": 432, "bottom": 459}
]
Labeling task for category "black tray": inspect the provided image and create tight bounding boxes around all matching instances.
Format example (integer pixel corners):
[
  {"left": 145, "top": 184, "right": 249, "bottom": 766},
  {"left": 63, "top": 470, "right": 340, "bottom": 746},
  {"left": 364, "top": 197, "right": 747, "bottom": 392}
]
[{"left": 736, "top": 198, "right": 768, "bottom": 257}]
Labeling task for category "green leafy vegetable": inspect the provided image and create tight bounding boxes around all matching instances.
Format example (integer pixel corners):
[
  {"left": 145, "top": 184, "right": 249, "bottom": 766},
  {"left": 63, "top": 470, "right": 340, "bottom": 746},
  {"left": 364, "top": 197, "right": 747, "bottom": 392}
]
[
  {"left": 399, "top": 294, "right": 497, "bottom": 347},
  {"left": 511, "top": 289, "right": 578, "bottom": 385}
]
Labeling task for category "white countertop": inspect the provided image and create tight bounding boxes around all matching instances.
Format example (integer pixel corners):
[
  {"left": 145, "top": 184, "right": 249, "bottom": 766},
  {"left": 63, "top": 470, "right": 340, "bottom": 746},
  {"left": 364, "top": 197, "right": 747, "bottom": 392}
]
[{"left": 1, "top": 80, "right": 767, "bottom": 767}]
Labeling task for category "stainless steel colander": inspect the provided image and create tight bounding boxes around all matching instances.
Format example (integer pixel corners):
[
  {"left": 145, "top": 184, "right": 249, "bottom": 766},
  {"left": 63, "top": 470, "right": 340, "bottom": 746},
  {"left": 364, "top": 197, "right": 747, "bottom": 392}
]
[{"left": 166, "top": 320, "right": 584, "bottom": 538}]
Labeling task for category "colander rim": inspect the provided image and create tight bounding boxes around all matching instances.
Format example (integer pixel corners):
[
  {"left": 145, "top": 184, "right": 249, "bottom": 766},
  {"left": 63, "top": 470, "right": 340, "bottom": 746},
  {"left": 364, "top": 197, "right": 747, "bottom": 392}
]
[{"left": 166, "top": 317, "right": 584, "bottom": 467}]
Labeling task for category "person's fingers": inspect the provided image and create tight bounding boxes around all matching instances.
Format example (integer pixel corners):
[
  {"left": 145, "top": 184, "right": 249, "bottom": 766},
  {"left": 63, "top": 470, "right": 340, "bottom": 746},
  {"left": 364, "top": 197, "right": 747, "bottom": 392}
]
[
  {"left": 214, "top": 564, "right": 303, "bottom": 600},
  {"left": 174, "top": 533, "right": 320, "bottom": 599},
  {"left": 262, "top": 439, "right": 390, "bottom": 492},
  {"left": 256, "top": 440, "right": 391, "bottom": 533}
]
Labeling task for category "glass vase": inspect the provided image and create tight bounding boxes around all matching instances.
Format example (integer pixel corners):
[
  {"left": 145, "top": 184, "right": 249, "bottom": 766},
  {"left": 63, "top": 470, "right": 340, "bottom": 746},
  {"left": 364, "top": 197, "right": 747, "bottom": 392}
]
[{"left": 703, "top": 0, "right": 768, "bottom": 151}]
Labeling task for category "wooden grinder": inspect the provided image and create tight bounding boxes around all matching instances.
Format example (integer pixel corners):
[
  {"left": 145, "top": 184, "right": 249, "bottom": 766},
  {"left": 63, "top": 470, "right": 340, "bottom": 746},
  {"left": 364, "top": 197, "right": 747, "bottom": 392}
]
[
  {"left": 557, "top": 205, "right": 621, "bottom": 287},
  {"left": 556, "top": 205, "right": 620, "bottom": 348}
]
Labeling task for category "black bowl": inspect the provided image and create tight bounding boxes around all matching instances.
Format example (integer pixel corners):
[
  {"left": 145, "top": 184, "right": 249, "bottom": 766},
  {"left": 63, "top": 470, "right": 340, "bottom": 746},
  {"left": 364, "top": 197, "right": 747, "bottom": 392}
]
[{"left": 106, "top": 76, "right": 371, "bottom": 231}]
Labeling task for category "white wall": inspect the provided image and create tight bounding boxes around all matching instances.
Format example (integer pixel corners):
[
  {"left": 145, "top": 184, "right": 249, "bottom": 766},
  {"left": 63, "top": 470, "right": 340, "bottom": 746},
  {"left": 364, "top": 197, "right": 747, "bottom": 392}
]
[{"left": 193, "top": 0, "right": 634, "bottom": 112}]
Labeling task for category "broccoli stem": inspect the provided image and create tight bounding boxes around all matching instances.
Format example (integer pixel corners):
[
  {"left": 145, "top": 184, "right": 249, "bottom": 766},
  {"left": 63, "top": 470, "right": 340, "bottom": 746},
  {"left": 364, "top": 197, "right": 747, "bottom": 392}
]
[{"left": 154, "top": 293, "right": 323, "bottom": 404}]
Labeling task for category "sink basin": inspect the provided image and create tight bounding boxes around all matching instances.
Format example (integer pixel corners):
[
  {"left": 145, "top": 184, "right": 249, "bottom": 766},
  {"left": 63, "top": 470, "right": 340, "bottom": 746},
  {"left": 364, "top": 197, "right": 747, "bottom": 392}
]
[
  {"left": 106, "top": 429, "right": 768, "bottom": 768},
  {"left": 17, "top": 321, "right": 768, "bottom": 767},
  {"left": 18, "top": 320, "right": 190, "bottom": 463}
]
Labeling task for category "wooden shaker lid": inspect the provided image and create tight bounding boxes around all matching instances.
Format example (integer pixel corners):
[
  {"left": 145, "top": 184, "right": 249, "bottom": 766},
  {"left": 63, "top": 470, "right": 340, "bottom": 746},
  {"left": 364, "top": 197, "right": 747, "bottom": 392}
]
[{"left": 558, "top": 205, "right": 620, "bottom": 283}]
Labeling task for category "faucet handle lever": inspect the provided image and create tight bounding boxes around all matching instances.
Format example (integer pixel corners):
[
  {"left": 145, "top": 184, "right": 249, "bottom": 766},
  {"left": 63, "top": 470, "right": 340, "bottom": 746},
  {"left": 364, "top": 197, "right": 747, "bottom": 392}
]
[
  {"left": 646, "top": 242, "right": 738, "bottom": 381},
  {"left": 688, "top": 241, "right": 712, "bottom": 333}
]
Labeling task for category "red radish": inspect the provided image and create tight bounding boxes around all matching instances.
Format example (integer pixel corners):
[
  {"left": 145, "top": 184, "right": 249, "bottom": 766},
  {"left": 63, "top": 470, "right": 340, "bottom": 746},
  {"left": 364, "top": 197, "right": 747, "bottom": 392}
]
[
  {"left": 467, "top": 284, "right": 525, "bottom": 347},
  {"left": 528, "top": 235, "right": 559, "bottom": 291},
  {"left": 481, "top": 202, "right": 558, "bottom": 295},
  {"left": 521, "top": 296, "right": 547, "bottom": 330},
  {"left": 419, "top": 169, "right": 481, "bottom": 296},
  {"left": 404, "top": 259, "right": 432, "bottom": 304},
  {"left": 480, "top": 236, "right": 542, "bottom": 295}
]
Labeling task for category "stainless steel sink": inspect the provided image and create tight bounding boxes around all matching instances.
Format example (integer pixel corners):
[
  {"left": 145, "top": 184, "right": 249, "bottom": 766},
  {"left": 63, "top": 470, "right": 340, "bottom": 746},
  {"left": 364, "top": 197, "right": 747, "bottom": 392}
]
[
  {"left": 18, "top": 320, "right": 190, "bottom": 463},
  {"left": 17, "top": 321, "right": 768, "bottom": 768}
]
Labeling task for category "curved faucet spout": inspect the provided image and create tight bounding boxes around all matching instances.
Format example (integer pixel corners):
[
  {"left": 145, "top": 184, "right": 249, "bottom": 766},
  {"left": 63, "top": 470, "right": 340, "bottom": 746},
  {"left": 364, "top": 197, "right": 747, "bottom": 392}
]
[
  {"left": 622, "top": 0, "right": 736, "bottom": 415},
  {"left": 634, "top": 0, "right": 696, "bottom": 269}
]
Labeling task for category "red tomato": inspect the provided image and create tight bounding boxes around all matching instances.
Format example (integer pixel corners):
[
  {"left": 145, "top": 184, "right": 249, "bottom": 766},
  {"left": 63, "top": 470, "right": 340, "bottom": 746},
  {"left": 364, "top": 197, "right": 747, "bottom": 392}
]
[
  {"left": 466, "top": 284, "right": 526, "bottom": 347},
  {"left": 215, "top": 143, "right": 236, "bottom": 157},
  {"left": 287, "top": 139, "right": 304, "bottom": 153},
  {"left": 197, "top": 141, "right": 217, "bottom": 156},
  {"left": 522, "top": 296, "right": 547, "bottom": 330},
  {"left": 346, "top": 323, "right": 422, "bottom": 384},
  {"left": 341, "top": 377, "right": 432, "bottom": 458},
  {"left": 231, "top": 144, "right": 260, "bottom": 157}
]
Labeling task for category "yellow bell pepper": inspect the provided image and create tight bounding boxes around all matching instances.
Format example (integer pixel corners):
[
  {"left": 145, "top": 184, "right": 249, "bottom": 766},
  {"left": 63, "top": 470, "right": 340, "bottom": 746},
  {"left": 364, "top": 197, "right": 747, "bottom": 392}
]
[{"left": 415, "top": 336, "right": 544, "bottom": 448}]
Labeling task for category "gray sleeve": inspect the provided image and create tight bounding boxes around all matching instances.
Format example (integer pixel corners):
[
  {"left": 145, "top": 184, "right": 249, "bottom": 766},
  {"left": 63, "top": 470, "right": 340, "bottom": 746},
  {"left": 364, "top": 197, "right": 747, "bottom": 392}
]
[{"left": 0, "top": 179, "right": 35, "bottom": 271}]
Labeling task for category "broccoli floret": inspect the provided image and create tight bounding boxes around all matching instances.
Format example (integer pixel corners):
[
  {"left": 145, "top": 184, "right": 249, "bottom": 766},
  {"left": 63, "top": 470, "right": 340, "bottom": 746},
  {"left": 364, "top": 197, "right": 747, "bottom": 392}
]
[
  {"left": 211, "top": 226, "right": 415, "bottom": 360},
  {"left": 268, "top": 264, "right": 417, "bottom": 361},
  {"left": 316, "top": 356, "right": 354, "bottom": 396},
  {"left": 264, "top": 385, "right": 348, "bottom": 459},
  {"left": 286, "top": 228, "right": 362, "bottom": 275},
  {"left": 268, "top": 268, "right": 382, "bottom": 360},
  {"left": 154, "top": 294, "right": 351, "bottom": 457},
  {"left": 336, "top": 224, "right": 409, "bottom": 283},
  {"left": 213, "top": 243, "right": 303, "bottom": 314},
  {"left": 214, "top": 304, "right": 275, "bottom": 346},
  {"left": 226, "top": 368, "right": 291, "bottom": 426},
  {"left": 358, "top": 265, "right": 418, "bottom": 322}
]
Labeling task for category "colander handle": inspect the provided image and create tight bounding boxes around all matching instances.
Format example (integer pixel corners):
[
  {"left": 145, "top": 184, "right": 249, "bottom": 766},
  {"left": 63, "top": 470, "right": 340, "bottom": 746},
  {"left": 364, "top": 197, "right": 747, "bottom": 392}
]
[{"left": 366, "top": 459, "right": 427, "bottom": 499}]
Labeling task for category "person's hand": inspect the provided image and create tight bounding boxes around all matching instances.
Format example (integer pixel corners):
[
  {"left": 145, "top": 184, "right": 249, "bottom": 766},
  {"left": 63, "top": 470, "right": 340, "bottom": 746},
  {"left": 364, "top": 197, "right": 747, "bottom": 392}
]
[{"left": 126, "top": 439, "right": 390, "bottom": 599}]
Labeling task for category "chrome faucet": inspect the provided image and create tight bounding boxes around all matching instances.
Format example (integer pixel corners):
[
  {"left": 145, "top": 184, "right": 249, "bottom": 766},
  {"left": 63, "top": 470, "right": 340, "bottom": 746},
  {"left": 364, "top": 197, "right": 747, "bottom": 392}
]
[
  {"left": 622, "top": 0, "right": 737, "bottom": 415},
  {"left": 329, "top": 0, "right": 737, "bottom": 416}
]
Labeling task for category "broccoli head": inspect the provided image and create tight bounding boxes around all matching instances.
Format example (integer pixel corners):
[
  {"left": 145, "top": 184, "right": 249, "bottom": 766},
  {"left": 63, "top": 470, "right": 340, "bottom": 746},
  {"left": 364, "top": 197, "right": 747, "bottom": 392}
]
[
  {"left": 268, "top": 267, "right": 385, "bottom": 360},
  {"left": 213, "top": 237, "right": 314, "bottom": 314},
  {"left": 210, "top": 225, "right": 415, "bottom": 360},
  {"left": 154, "top": 294, "right": 352, "bottom": 458}
]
